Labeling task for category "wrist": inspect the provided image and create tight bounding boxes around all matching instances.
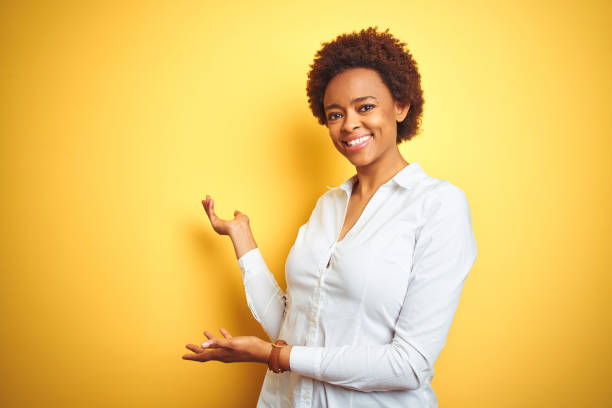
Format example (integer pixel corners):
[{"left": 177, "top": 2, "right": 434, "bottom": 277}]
[
  {"left": 260, "top": 341, "right": 273, "bottom": 364},
  {"left": 228, "top": 222, "right": 251, "bottom": 240},
  {"left": 267, "top": 340, "right": 288, "bottom": 373},
  {"left": 266, "top": 339, "right": 292, "bottom": 373},
  {"left": 229, "top": 224, "right": 257, "bottom": 259}
]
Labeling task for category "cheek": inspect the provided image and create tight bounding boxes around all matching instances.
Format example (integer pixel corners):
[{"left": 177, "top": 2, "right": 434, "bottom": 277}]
[
  {"left": 366, "top": 111, "right": 390, "bottom": 129},
  {"left": 372, "top": 110, "right": 397, "bottom": 134},
  {"left": 327, "top": 129, "right": 343, "bottom": 149},
  {"left": 328, "top": 123, "right": 342, "bottom": 139}
]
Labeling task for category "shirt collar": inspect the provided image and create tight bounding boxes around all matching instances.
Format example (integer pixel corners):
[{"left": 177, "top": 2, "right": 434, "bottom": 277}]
[{"left": 334, "top": 161, "right": 425, "bottom": 194}]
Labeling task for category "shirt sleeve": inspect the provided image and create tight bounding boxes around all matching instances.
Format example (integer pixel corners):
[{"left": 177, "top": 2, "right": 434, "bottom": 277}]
[
  {"left": 237, "top": 247, "right": 287, "bottom": 341},
  {"left": 289, "top": 183, "right": 478, "bottom": 392}
]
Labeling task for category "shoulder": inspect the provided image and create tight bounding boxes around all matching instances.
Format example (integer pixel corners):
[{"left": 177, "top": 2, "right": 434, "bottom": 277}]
[
  {"left": 313, "top": 183, "right": 349, "bottom": 207},
  {"left": 433, "top": 181, "right": 470, "bottom": 209},
  {"left": 417, "top": 175, "right": 472, "bottom": 223},
  {"left": 298, "top": 185, "right": 347, "bottom": 226},
  {"left": 413, "top": 175, "right": 476, "bottom": 257}
]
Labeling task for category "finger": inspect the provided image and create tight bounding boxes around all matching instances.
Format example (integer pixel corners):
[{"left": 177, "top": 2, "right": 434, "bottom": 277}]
[
  {"left": 201, "top": 338, "right": 216, "bottom": 348},
  {"left": 205, "top": 198, "right": 213, "bottom": 217},
  {"left": 219, "top": 328, "right": 233, "bottom": 339},
  {"left": 184, "top": 348, "right": 225, "bottom": 362},
  {"left": 203, "top": 330, "right": 217, "bottom": 340},
  {"left": 202, "top": 337, "right": 231, "bottom": 349},
  {"left": 182, "top": 353, "right": 204, "bottom": 361},
  {"left": 182, "top": 350, "right": 212, "bottom": 362},
  {"left": 185, "top": 343, "right": 204, "bottom": 353},
  {"left": 207, "top": 199, "right": 219, "bottom": 222},
  {"left": 203, "top": 196, "right": 211, "bottom": 212}
]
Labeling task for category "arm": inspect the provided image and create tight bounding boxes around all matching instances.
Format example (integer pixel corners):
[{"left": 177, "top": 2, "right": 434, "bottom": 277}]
[
  {"left": 182, "top": 196, "right": 289, "bottom": 367},
  {"left": 233, "top": 195, "right": 326, "bottom": 342},
  {"left": 201, "top": 195, "right": 287, "bottom": 341},
  {"left": 237, "top": 247, "right": 287, "bottom": 341},
  {"left": 288, "top": 184, "right": 478, "bottom": 391}
]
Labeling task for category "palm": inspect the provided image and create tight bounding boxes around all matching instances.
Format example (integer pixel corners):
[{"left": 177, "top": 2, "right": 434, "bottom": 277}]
[
  {"left": 182, "top": 328, "right": 270, "bottom": 364},
  {"left": 202, "top": 195, "right": 248, "bottom": 235}
]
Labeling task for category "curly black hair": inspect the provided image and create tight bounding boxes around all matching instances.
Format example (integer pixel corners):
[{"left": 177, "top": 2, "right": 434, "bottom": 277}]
[{"left": 306, "top": 27, "right": 424, "bottom": 144}]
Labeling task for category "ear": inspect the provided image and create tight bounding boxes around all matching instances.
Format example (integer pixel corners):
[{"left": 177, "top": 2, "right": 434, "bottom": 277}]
[{"left": 394, "top": 101, "right": 410, "bottom": 123}]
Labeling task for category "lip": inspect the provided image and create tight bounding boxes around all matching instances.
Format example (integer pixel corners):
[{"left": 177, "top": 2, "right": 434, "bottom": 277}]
[
  {"left": 342, "top": 133, "right": 372, "bottom": 144},
  {"left": 343, "top": 134, "right": 373, "bottom": 152}
]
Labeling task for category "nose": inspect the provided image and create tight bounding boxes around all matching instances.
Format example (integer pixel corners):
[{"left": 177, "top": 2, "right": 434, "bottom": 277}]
[{"left": 341, "top": 109, "right": 360, "bottom": 134}]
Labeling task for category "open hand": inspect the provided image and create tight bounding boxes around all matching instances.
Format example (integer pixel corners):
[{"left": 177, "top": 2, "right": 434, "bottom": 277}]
[
  {"left": 182, "top": 328, "right": 271, "bottom": 364},
  {"left": 202, "top": 195, "right": 251, "bottom": 236}
]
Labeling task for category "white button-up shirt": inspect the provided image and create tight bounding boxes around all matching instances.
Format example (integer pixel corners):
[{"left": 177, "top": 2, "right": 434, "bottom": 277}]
[{"left": 237, "top": 161, "right": 477, "bottom": 407}]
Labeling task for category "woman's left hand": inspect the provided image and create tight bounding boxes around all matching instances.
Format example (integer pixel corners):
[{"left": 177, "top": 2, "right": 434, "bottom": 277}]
[{"left": 182, "top": 328, "right": 272, "bottom": 364}]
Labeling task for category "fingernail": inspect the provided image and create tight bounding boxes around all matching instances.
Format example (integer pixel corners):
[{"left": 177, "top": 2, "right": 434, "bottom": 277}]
[{"left": 202, "top": 341, "right": 210, "bottom": 348}]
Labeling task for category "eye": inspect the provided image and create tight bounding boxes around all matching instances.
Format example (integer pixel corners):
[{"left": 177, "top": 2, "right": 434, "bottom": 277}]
[
  {"left": 359, "top": 104, "right": 375, "bottom": 112},
  {"left": 327, "top": 112, "right": 342, "bottom": 121}
]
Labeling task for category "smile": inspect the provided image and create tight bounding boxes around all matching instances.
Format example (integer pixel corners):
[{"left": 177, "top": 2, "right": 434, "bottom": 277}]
[{"left": 343, "top": 134, "right": 372, "bottom": 151}]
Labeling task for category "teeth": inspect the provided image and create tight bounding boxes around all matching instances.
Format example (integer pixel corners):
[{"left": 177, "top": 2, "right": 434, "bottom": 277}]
[{"left": 346, "top": 135, "right": 371, "bottom": 146}]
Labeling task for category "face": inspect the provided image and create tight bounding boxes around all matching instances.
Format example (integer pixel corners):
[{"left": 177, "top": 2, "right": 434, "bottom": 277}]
[{"left": 323, "top": 67, "right": 409, "bottom": 169}]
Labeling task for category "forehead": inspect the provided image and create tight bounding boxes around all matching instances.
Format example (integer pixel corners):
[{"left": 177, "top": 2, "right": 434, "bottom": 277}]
[{"left": 323, "top": 67, "right": 391, "bottom": 105}]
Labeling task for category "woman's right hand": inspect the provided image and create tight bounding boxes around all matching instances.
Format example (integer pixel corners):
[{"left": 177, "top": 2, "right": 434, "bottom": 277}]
[
  {"left": 202, "top": 195, "right": 258, "bottom": 259},
  {"left": 202, "top": 195, "right": 250, "bottom": 236}
]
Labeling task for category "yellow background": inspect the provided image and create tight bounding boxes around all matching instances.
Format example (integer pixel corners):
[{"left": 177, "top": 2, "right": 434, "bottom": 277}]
[{"left": 1, "top": 0, "right": 610, "bottom": 406}]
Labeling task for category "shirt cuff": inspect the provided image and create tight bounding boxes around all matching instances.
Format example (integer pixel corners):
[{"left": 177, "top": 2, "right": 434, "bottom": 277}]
[
  {"left": 237, "top": 247, "right": 266, "bottom": 279},
  {"left": 289, "top": 346, "right": 323, "bottom": 379}
]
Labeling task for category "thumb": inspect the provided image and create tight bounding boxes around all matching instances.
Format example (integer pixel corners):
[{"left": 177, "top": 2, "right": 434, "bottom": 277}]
[
  {"left": 234, "top": 210, "right": 241, "bottom": 216},
  {"left": 202, "top": 338, "right": 231, "bottom": 349}
]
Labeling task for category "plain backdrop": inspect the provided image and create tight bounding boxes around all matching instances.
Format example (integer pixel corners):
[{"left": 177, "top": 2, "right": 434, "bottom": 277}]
[{"left": 1, "top": 0, "right": 610, "bottom": 406}]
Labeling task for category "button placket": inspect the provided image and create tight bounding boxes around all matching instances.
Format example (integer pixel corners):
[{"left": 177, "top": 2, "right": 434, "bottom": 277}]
[
  {"left": 311, "top": 242, "right": 336, "bottom": 333},
  {"left": 325, "top": 242, "right": 337, "bottom": 270},
  {"left": 301, "top": 242, "right": 339, "bottom": 407},
  {"left": 299, "top": 377, "right": 313, "bottom": 408}
]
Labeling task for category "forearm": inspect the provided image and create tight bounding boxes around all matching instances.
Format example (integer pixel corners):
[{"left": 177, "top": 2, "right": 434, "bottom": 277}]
[
  {"left": 238, "top": 247, "right": 287, "bottom": 341},
  {"left": 288, "top": 342, "right": 425, "bottom": 392}
]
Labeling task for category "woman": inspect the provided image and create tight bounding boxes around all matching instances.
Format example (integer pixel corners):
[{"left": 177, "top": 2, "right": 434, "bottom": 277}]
[{"left": 183, "top": 27, "right": 477, "bottom": 408}]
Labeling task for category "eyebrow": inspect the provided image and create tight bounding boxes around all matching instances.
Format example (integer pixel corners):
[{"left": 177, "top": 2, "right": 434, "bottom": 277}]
[{"left": 324, "top": 96, "right": 379, "bottom": 111}]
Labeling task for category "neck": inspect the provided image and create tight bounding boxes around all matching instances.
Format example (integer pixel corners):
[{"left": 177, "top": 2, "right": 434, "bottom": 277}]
[{"left": 353, "top": 147, "right": 409, "bottom": 197}]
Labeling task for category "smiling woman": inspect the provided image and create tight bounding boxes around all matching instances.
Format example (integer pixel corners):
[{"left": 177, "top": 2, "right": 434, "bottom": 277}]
[
  {"left": 183, "top": 27, "right": 477, "bottom": 408},
  {"left": 307, "top": 26, "right": 424, "bottom": 144},
  {"left": 322, "top": 68, "right": 410, "bottom": 168}
]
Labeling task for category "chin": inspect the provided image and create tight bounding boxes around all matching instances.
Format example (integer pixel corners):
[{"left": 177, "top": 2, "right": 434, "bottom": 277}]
[{"left": 344, "top": 154, "right": 375, "bottom": 168}]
